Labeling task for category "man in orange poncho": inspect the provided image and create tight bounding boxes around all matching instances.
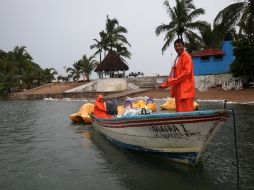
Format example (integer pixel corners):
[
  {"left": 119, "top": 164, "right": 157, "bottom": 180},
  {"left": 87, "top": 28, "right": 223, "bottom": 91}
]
[
  {"left": 94, "top": 94, "right": 113, "bottom": 118},
  {"left": 160, "top": 39, "right": 195, "bottom": 112}
]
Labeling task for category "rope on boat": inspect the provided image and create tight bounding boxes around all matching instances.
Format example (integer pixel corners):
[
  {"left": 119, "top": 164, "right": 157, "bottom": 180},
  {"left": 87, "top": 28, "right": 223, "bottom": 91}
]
[{"left": 224, "top": 100, "right": 240, "bottom": 188}]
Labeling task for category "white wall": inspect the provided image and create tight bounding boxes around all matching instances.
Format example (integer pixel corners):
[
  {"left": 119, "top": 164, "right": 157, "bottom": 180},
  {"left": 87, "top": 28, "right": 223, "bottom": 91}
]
[
  {"left": 96, "top": 78, "right": 127, "bottom": 92},
  {"left": 195, "top": 74, "right": 243, "bottom": 91}
]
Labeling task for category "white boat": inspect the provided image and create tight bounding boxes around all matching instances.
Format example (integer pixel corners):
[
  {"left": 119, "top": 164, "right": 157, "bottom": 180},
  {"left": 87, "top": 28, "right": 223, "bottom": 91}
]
[{"left": 91, "top": 109, "right": 230, "bottom": 165}]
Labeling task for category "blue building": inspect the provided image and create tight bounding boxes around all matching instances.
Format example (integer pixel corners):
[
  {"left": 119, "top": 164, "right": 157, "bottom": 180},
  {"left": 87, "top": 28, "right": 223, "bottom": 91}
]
[{"left": 191, "top": 40, "right": 234, "bottom": 75}]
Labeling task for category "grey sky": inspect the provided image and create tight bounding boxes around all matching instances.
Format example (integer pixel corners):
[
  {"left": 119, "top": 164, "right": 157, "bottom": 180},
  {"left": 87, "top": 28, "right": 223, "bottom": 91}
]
[{"left": 0, "top": 0, "right": 233, "bottom": 78}]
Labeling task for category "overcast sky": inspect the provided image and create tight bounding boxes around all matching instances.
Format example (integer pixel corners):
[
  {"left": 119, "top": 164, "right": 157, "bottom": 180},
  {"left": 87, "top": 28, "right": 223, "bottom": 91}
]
[{"left": 0, "top": 0, "right": 233, "bottom": 78}]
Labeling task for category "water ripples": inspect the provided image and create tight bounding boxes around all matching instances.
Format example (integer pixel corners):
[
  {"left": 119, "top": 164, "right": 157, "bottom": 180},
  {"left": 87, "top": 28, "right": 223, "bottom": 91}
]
[{"left": 0, "top": 100, "right": 253, "bottom": 190}]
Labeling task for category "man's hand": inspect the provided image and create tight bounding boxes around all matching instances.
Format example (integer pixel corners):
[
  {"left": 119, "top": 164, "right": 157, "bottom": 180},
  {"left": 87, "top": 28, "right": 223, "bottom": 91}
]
[
  {"left": 159, "top": 83, "right": 167, "bottom": 88},
  {"left": 168, "top": 78, "right": 176, "bottom": 85}
]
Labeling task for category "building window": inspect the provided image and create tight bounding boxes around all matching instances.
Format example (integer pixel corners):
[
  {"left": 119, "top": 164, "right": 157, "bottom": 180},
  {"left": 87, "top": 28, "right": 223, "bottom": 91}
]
[
  {"left": 214, "top": 55, "right": 223, "bottom": 60},
  {"left": 201, "top": 56, "right": 210, "bottom": 61}
]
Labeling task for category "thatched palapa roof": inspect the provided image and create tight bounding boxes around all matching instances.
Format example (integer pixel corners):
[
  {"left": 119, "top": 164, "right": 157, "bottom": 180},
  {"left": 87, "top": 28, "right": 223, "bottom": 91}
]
[{"left": 94, "top": 51, "right": 129, "bottom": 72}]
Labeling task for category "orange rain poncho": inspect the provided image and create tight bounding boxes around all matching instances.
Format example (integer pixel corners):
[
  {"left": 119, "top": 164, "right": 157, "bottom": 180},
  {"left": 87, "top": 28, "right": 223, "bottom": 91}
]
[
  {"left": 160, "top": 51, "right": 195, "bottom": 112},
  {"left": 94, "top": 95, "right": 113, "bottom": 118}
]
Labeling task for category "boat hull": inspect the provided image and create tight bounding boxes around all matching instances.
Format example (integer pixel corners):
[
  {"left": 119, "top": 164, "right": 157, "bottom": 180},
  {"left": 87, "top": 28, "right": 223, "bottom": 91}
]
[{"left": 91, "top": 110, "right": 229, "bottom": 165}]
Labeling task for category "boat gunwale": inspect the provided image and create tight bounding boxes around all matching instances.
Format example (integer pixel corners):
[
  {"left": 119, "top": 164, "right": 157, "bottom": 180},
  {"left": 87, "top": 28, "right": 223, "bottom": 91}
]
[{"left": 91, "top": 109, "right": 230, "bottom": 122}]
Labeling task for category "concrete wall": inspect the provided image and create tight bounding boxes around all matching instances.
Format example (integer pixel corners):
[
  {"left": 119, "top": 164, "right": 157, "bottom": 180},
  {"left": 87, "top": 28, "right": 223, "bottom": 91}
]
[
  {"left": 127, "top": 76, "right": 158, "bottom": 88},
  {"left": 96, "top": 78, "right": 127, "bottom": 92},
  {"left": 65, "top": 79, "right": 127, "bottom": 93},
  {"left": 195, "top": 73, "right": 243, "bottom": 91}
]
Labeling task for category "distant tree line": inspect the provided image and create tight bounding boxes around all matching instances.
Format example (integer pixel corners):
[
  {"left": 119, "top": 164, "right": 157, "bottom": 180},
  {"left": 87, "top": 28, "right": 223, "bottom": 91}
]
[{"left": 0, "top": 46, "right": 57, "bottom": 95}]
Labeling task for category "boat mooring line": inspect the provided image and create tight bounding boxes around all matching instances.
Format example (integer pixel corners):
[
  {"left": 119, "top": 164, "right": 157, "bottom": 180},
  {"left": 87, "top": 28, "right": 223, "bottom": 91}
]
[
  {"left": 224, "top": 100, "right": 240, "bottom": 188},
  {"left": 224, "top": 99, "right": 227, "bottom": 109},
  {"left": 231, "top": 109, "right": 240, "bottom": 188}
]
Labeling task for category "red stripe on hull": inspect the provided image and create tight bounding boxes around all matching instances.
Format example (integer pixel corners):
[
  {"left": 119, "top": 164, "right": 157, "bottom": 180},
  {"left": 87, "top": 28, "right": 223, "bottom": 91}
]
[{"left": 94, "top": 114, "right": 228, "bottom": 128}]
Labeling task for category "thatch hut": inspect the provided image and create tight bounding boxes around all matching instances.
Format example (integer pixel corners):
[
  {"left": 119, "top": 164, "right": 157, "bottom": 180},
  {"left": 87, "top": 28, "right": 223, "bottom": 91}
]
[{"left": 94, "top": 50, "right": 129, "bottom": 78}]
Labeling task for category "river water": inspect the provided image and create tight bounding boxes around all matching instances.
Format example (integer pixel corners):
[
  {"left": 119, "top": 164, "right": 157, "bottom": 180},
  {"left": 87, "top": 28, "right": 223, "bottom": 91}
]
[{"left": 0, "top": 100, "right": 253, "bottom": 190}]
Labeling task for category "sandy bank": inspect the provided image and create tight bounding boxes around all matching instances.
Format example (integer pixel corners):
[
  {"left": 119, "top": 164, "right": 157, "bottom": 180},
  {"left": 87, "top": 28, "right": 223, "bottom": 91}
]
[{"left": 8, "top": 81, "right": 254, "bottom": 104}]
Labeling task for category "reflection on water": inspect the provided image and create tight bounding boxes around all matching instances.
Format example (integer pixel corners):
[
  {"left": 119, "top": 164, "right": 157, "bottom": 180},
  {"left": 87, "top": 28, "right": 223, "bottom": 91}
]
[
  {"left": 0, "top": 100, "right": 253, "bottom": 190},
  {"left": 90, "top": 129, "right": 217, "bottom": 190}
]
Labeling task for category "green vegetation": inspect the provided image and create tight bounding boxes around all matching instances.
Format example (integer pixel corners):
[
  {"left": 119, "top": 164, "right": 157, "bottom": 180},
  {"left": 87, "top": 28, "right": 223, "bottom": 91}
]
[
  {"left": 0, "top": 46, "right": 57, "bottom": 95},
  {"left": 90, "top": 15, "right": 131, "bottom": 63},
  {"left": 230, "top": 37, "right": 254, "bottom": 85},
  {"left": 215, "top": 0, "right": 254, "bottom": 39},
  {"left": 59, "top": 15, "right": 132, "bottom": 81},
  {"left": 214, "top": 0, "right": 254, "bottom": 85},
  {"left": 155, "top": 0, "right": 207, "bottom": 53},
  {"left": 63, "top": 55, "right": 97, "bottom": 82},
  {"left": 89, "top": 15, "right": 131, "bottom": 78}
]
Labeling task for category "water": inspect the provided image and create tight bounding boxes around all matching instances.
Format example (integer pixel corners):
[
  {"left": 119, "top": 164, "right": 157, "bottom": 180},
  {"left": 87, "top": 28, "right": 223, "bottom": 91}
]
[{"left": 0, "top": 100, "right": 253, "bottom": 190}]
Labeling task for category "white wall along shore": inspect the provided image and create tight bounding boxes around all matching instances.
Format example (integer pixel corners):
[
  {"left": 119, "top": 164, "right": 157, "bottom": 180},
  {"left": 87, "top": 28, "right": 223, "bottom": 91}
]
[{"left": 64, "top": 74, "right": 243, "bottom": 93}]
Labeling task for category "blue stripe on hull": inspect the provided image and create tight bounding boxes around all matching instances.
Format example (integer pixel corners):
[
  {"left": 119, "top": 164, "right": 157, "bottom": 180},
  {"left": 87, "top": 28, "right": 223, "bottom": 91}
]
[{"left": 105, "top": 135, "right": 199, "bottom": 165}]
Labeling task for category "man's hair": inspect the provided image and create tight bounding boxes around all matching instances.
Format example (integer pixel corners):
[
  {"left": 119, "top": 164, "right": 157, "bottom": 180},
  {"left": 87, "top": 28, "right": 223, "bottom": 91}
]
[{"left": 174, "top": 38, "right": 185, "bottom": 46}]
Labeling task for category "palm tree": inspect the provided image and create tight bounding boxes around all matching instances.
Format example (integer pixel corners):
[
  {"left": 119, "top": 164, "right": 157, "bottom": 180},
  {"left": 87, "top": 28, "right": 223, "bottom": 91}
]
[
  {"left": 7, "top": 46, "right": 34, "bottom": 89},
  {"left": 66, "top": 61, "right": 82, "bottom": 82},
  {"left": 105, "top": 15, "right": 131, "bottom": 51},
  {"left": 80, "top": 55, "right": 97, "bottom": 81},
  {"left": 197, "top": 23, "right": 235, "bottom": 50},
  {"left": 90, "top": 30, "right": 110, "bottom": 60},
  {"left": 32, "top": 64, "right": 45, "bottom": 86},
  {"left": 215, "top": 1, "right": 254, "bottom": 84},
  {"left": 1, "top": 48, "right": 44, "bottom": 92},
  {"left": 91, "top": 15, "right": 131, "bottom": 61},
  {"left": 0, "top": 58, "right": 19, "bottom": 93},
  {"left": 9, "top": 46, "right": 33, "bottom": 75},
  {"left": 99, "top": 30, "right": 110, "bottom": 57},
  {"left": 43, "top": 68, "right": 58, "bottom": 83},
  {"left": 23, "top": 62, "right": 44, "bottom": 88},
  {"left": 0, "top": 50, "right": 8, "bottom": 78},
  {"left": 0, "top": 46, "right": 60, "bottom": 93},
  {"left": 115, "top": 43, "right": 131, "bottom": 63},
  {"left": 22, "top": 63, "right": 37, "bottom": 89},
  {"left": 0, "top": 50, "right": 20, "bottom": 93},
  {"left": 90, "top": 38, "right": 103, "bottom": 63},
  {"left": 221, "top": 1, "right": 254, "bottom": 37},
  {"left": 0, "top": 49, "right": 7, "bottom": 63},
  {"left": 155, "top": 0, "right": 207, "bottom": 53},
  {"left": 215, "top": 0, "right": 254, "bottom": 38},
  {"left": 57, "top": 75, "right": 68, "bottom": 82}
]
